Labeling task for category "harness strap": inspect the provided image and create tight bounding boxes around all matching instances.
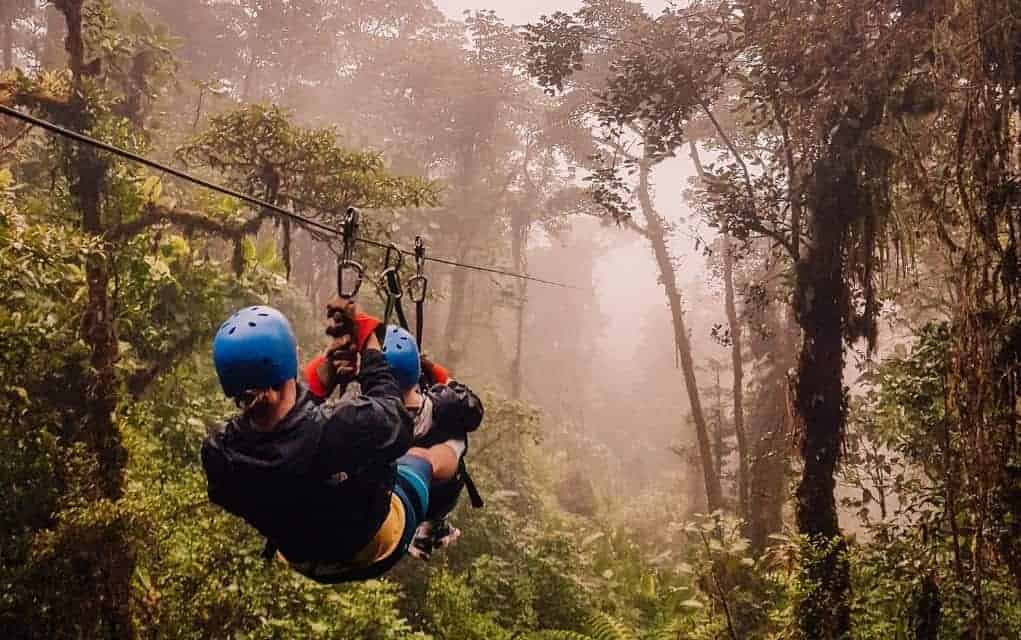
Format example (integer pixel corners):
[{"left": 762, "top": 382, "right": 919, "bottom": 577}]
[
  {"left": 410, "top": 236, "right": 427, "bottom": 348},
  {"left": 382, "top": 293, "right": 394, "bottom": 326},
  {"left": 381, "top": 268, "right": 409, "bottom": 331},
  {"left": 460, "top": 458, "right": 484, "bottom": 509},
  {"left": 415, "top": 297, "right": 424, "bottom": 347},
  {"left": 393, "top": 295, "right": 410, "bottom": 331}
]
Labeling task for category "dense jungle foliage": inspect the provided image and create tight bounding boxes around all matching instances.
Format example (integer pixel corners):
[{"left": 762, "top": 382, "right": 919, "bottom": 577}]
[{"left": 2, "top": 1, "right": 1021, "bottom": 639}]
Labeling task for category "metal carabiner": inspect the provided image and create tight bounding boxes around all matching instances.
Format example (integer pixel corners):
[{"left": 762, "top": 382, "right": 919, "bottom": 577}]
[
  {"left": 337, "top": 207, "right": 364, "bottom": 298},
  {"left": 341, "top": 207, "right": 360, "bottom": 258},
  {"left": 408, "top": 236, "right": 428, "bottom": 347},
  {"left": 379, "top": 242, "right": 404, "bottom": 299},
  {"left": 407, "top": 274, "right": 428, "bottom": 304},
  {"left": 382, "top": 242, "right": 404, "bottom": 272},
  {"left": 337, "top": 258, "right": 365, "bottom": 298},
  {"left": 408, "top": 236, "right": 428, "bottom": 304},
  {"left": 414, "top": 236, "right": 425, "bottom": 274},
  {"left": 381, "top": 267, "right": 403, "bottom": 300}
]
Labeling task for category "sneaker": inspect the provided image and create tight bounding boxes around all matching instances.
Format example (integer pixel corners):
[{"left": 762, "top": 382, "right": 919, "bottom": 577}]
[
  {"left": 408, "top": 521, "right": 434, "bottom": 561},
  {"left": 433, "top": 520, "right": 461, "bottom": 549},
  {"left": 409, "top": 519, "right": 461, "bottom": 561}
]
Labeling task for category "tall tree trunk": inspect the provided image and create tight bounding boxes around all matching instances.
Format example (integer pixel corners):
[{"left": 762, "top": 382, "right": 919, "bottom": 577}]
[
  {"left": 638, "top": 157, "right": 722, "bottom": 511},
  {"left": 2, "top": 17, "right": 12, "bottom": 70},
  {"left": 713, "top": 364, "right": 725, "bottom": 481},
  {"left": 510, "top": 207, "right": 529, "bottom": 399},
  {"left": 54, "top": 2, "right": 134, "bottom": 636},
  {"left": 689, "top": 140, "right": 747, "bottom": 515},
  {"left": 721, "top": 230, "right": 748, "bottom": 519},
  {"left": 442, "top": 144, "right": 482, "bottom": 371},
  {"left": 747, "top": 300, "right": 795, "bottom": 553},
  {"left": 747, "top": 381, "right": 788, "bottom": 550},
  {"left": 443, "top": 249, "right": 470, "bottom": 370},
  {"left": 511, "top": 282, "right": 527, "bottom": 398},
  {"left": 282, "top": 217, "right": 292, "bottom": 280},
  {"left": 42, "top": 5, "right": 65, "bottom": 68},
  {"left": 793, "top": 151, "right": 857, "bottom": 640},
  {"left": 912, "top": 573, "right": 942, "bottom": 640},
  {"left": 241, "top": 50, "right": 258, "bottom": 102}
]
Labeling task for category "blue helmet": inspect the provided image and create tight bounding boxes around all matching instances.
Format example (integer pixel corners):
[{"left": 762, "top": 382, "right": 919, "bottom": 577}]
[
  {"left": 382, "top": 325, "right": 421, "bottom": 391},
  {"left": 213, "top": 306, "right": 298, "bottom": 398}
]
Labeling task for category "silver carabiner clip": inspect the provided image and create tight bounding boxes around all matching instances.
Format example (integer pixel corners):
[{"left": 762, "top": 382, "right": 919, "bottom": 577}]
[
  {"left": 408, "top": 236, "right": 428, "bottom": 303},
  {"left": 379, "top": 242, "right": 404, "bottom": 298},
  {"left": 337, "top": 207, "right": 364, "bottom": 298},
  {"left": 337, "top": 259, "right": 365, "bottom": 298}
]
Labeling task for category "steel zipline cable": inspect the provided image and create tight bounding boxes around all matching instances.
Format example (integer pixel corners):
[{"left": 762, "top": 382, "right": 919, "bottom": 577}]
[{"left": 0, "top": 104, "right": 584, "bottom": 291}]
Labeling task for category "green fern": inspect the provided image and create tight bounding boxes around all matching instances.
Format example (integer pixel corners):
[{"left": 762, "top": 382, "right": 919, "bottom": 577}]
[
  {"left": 526, "top": 632, "right": 595, "bottom": 640},
  {"left": 528, "top": 615, "right": 681, "bottom": 640},
  {"left": 587, "top": 613, "right": 639, "bottom": 640},
  {"left": 527, "top": 613, "right": 639, "bottom": 640},
  {"left": 644, "top": 620, "right": 684, "bottom": 640}
]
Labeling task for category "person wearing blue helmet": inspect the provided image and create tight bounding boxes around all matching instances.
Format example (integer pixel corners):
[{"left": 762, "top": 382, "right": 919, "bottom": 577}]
[
  {"left": 304, "top": 324, "right": 484, "bottom": 561},
  {"left": 201, "top": 300, "right": 456, "bottom": 583},
  {"left": 382, "top": 325, "right": 484, "bottom": 560}
]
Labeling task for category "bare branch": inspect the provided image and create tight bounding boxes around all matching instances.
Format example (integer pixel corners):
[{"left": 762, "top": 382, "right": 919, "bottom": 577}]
[
  {"left": 698, "top": 101, "right": 758, "bottom": 207},
  {"left": 0, "top": 124, "right": 30, "bottom": 154},
  {"left": 622, "top": 215, "right": 649, "bottom": 238},
  {"left": 107, "top": 203, "right": 248, "bottom": 241},
  {"left": 765, "top": 96, "right": 804, "bottom": 261},
  {"left": 688, "top": 140, "right": 709, "bottom": 180},
  {"left": 594, "top": 135, "right": 639, "bottom": 163},
  {"left": 897, "top": 116, "right": 960, "bottom": 253},
  {"left": 689, "top": 140, "right": 795, "bottom": 255}
]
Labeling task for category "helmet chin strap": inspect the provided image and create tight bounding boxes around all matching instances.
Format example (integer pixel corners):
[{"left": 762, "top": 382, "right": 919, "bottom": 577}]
[
  {"left": 237, "top": 389, "right": 282, "bottom": 429},
  {"left": 236, "top": 390, "right": 262, "bottom": 409},
  {"left": 239, "top": 381, "right": 297, "bottom": 431}
]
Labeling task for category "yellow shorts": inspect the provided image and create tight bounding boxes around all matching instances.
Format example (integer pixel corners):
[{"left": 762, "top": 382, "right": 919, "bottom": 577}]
[{"left": 349, "top": 493, "right": 406, "bottom": 568}]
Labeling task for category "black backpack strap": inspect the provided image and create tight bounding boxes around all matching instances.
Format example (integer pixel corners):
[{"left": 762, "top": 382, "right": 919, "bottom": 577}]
[{"left": 460, "top": 458, "right": 484, "bottom": 509}]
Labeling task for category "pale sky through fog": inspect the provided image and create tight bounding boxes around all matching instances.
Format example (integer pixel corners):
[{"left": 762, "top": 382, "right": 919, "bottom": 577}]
[
  {"left": 436, "top": 0, "right": 710, "bottom": 360},
  {"left": 435, "top": 0, "right": 672, "bottom": 24}
]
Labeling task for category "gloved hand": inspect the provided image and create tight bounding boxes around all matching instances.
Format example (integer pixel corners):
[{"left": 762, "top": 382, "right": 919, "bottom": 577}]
[
  {"left": 306, "top": 334, "right": 360, "bottom": 398},
  {"left": 325, "top": 297, "right": 381, "bottom": 351},
  {"left": 421, "top": 356, "right": 451, "bottom": 386}
]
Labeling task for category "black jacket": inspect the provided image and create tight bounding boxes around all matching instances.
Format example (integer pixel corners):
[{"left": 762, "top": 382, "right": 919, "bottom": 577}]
[
  {"left": 201, "top": 349, "right": 413, "bottom": 564},
  {"left": 415, "top": 381, "right": 485, "bottom": 449}
]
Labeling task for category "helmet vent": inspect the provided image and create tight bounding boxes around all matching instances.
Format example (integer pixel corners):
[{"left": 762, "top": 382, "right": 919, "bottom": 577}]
[
  {"left": 248, "top": 322, "right": 257, "bottom": 327},
  {"left": 258, "top": 313, "right": 269, "bottom": 317},
  {"left": 228, "top": 327, "right": 236, "bottom": 335}
]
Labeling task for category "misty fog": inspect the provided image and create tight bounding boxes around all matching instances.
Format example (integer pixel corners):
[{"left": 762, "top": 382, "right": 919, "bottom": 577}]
[{"left": 5, "top": 0, "right": 1016, "bottom": 637}]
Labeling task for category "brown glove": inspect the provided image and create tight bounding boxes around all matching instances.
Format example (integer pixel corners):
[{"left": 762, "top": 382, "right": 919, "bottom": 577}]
[
  {"left": 325, "top": 296, "right": 382, "bottom": 351},
  {"left": 309, "top": 333, "right": 359, "bottom": 397}
]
